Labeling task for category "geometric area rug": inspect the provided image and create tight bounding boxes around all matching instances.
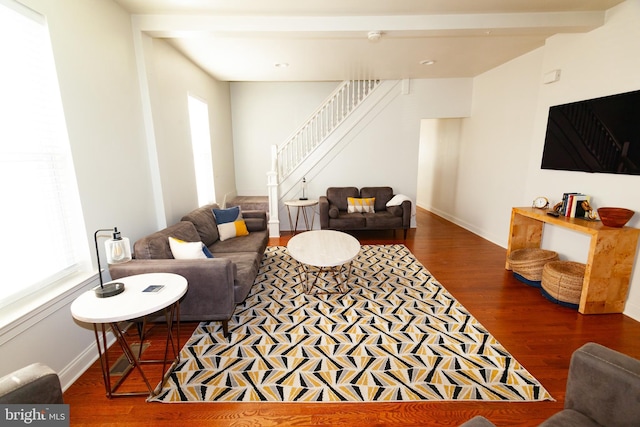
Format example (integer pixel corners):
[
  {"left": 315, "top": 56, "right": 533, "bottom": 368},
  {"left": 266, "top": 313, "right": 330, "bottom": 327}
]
[{"left": 150, "top": 245, "right": 553, "bottom": 403}]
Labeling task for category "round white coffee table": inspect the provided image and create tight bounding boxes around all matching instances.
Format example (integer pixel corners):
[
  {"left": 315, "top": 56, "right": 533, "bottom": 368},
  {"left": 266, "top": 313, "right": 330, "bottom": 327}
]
[
  {"left": 284, "top": 199, "right": 318, "bottom": 234},
  {"left": 287, "top": 230, "right": 360, "bottom": 294},
  {"left": 71, "top": 272, "right": 187, "bottom": 398}
]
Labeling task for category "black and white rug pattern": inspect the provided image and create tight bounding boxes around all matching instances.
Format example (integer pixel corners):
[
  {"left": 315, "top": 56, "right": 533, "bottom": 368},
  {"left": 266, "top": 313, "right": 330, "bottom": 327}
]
[{"left": 150, "top": 245, "right": 552, "bottom": 403}]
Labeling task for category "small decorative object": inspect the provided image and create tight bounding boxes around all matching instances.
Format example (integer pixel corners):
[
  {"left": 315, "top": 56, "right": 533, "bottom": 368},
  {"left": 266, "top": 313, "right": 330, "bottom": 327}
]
[
  {"left": 532, "top": 196, "right": 549, "bottom": 209},
  {"left": 597, "top": 207, "right": 635, "bottom": 228},
  {"left": 94, "top": 227, "right": 131, "bottom": 298},
  {"left": 299, "top": 177, "right": 308, "bottom": 201},
  {"left": 581, "top": 200, "right": 597, "bottom": 220}
]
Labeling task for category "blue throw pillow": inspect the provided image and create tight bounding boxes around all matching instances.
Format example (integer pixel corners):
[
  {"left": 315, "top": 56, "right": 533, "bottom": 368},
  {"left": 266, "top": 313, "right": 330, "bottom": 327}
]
[{"left": 212, "top": 206, "right": 241, "bottom": 224}]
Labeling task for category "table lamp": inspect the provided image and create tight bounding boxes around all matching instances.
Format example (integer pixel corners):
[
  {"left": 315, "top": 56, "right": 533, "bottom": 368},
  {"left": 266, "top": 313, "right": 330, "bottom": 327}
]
[
  {"left": 94, "top": 227, "right": 131, "bottom": 298},
  {"left": 300, "top": 177, "right": 308, "bottom": 200}
]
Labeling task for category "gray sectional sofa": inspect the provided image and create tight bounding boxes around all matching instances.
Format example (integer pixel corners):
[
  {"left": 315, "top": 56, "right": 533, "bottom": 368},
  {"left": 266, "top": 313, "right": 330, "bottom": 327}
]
[
  {"left": 108, "top": 203, "right": 269, "bottom": 336},
  {"left": 319, "top": 186, "right": 411, "bottom": 238}
]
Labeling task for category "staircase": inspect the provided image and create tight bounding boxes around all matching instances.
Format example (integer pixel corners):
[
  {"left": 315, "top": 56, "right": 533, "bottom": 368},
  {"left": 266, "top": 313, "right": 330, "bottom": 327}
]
[
  {"left": 267, "top": 79, "right": 397, "bottom": 237},
  {"left": 275, "top": 80, "right": 381, "bottom": 182}
]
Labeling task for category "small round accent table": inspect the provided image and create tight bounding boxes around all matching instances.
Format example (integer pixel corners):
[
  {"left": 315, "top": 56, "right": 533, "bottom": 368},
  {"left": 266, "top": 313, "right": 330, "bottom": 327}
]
[
  {"left": 287, "top": 230, "right": 360, "bottom": 294},
  {"left": 71, "top": 273, "right": 187, "bottom": 398},
  {"left": 284, "top": 199, "right": 318, "bottom": 234}
]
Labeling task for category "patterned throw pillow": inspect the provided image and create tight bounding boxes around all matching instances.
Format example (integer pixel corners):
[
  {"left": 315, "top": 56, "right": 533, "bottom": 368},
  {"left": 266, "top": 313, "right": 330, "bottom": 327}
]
[
  {"left": 347, "top": 197, "right": 375, "bottom": 213},
  {"left": 212, "top": 206, "right": 242, "bottom": 224},
  {"left": 218, "top": 220, "right": 249, "bottom": 241},
  {"left": 168, "top": 237, "right": 213, "bottom": 259}
]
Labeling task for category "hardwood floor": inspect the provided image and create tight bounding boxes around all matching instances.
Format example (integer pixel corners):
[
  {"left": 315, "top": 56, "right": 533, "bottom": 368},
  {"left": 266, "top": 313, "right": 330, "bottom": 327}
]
[{"left": 63, "top": 208, "right": 640, "bottom": 426}]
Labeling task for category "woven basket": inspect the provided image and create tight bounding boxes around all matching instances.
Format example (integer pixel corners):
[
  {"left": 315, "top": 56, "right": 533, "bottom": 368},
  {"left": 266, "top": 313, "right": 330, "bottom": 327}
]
[
  {"left": 509, "top": 248, "right": 559, "bottom": 281},
  {"left": 541, "top": 261, "right": 585, "bottom": 305}
]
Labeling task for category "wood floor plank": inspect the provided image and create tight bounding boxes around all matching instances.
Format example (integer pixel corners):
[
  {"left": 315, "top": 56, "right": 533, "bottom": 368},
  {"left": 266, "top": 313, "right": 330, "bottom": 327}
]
[{"left": 63, "top": 207, "right": 640, "bottom": 426}]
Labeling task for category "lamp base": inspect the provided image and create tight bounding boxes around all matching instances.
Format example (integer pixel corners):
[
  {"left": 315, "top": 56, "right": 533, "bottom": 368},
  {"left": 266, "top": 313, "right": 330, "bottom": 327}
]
[
  {"left": 95, "top": 282, "right": 125, "bottom": 298},
  {"left": 299, "top": 197, "right": 308, "bottom": 200}
]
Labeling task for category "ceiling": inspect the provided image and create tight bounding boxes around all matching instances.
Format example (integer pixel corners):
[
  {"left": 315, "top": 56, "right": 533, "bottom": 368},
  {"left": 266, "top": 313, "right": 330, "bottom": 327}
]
[{"left": 113, "top": 0, "right": 624, "bottom": 82}]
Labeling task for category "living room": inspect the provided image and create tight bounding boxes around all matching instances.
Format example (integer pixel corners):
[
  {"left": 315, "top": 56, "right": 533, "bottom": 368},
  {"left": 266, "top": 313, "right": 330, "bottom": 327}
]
[{"left": 2, "top": 0, "right": 640, "bottom": 424}]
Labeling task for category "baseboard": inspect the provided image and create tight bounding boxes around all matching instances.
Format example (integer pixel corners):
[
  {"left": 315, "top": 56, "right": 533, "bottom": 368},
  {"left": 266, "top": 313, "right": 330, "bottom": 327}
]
[
  {"left": 420, "top": 204, "right": 506, "bottom": 249},
  {"left": 57, "top": 329, "right": 117, "bottom": 392}
]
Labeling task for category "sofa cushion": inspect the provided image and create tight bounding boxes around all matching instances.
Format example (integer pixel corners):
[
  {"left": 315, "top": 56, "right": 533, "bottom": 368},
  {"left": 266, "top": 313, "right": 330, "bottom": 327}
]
[
  {"left": 209, "top": 227, "right": 269, "bottom": 255},
  {"left": 326, "top": 187, "right": 359, "bottom": 211},
  {"left": 328, "top": 205, "right": 339, "bottom": 218},
  {"left": 213, "top": 252, "right": 262, "bottom": 303},
  {"left": 360, "top": 187, "right": 394, "bottom": 211},
  {"left": 329, "top": 212, "right": 366, "bottom": 229},
  {"left": 181, "top": 203, "right": 220, "bottom": 246},
  {"left": 363, "top": 211, "right": 403, "bottom": 229},
  {"left": 134, "top": 222, "right": 201, "bottom": 259},
  {"left": 347, "top": 197, "right": 376, "bottom": 213},
  {"left": 168, "top": 237, "right": 210, "bottom": 259}
]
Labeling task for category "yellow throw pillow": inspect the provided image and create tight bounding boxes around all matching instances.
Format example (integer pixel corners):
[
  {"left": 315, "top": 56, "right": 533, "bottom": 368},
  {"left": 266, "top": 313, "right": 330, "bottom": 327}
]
[
  {"left": 218, "top": 220, "right": 249, "bottom": 241},
  {"left": 347, "top": 197, "right": 375, "bottom": 213}
]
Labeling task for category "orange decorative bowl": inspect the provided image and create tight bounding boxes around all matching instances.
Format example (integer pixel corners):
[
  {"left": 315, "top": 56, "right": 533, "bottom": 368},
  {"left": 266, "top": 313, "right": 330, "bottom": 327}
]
[{"left": 597, "top": 207, "right": 635, "bottom": 227}]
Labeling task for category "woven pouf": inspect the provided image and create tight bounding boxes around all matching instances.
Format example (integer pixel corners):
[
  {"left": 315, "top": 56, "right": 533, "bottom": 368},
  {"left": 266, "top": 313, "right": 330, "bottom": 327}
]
[
  {"left": 509, "top": 248, "right": 559, "bottom": 287},
  {"left": 541, "top": 261, "right": 586, "bottom": 309}
]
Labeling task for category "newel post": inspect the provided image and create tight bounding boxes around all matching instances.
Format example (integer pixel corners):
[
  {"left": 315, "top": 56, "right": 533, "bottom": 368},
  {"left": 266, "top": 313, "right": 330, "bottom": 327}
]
[{"left": 267, "top": 145, "right": 280, "bottom": 237}]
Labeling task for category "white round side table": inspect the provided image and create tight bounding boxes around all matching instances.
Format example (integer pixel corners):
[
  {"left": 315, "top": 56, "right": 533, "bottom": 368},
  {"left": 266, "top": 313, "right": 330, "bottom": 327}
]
[
  {"left": 71, "top": 272, "right": 187, "bottom": 398},
  {"left": 284, "top": 199, "right": 318, "bottom": 234}
]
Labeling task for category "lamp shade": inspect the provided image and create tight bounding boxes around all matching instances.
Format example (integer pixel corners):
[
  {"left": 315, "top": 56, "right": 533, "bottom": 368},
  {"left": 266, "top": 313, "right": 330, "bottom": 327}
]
[{"left": 105, "top": 232, "right": 131, "bottom": 264}]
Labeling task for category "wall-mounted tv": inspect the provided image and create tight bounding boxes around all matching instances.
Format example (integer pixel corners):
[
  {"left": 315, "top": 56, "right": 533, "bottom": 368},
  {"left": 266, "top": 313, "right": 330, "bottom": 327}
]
[{"left": 541, "top": 89, "right": 640, "bottom": 175}]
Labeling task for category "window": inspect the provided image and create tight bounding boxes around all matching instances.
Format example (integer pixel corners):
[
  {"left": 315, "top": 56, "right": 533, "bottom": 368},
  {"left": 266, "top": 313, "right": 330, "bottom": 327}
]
[
  {"left": 187, "top": 95, "right": 215, "bottom": 206},
  {"left": 0, "top": 0, "right": 90, "bottom": 314}
]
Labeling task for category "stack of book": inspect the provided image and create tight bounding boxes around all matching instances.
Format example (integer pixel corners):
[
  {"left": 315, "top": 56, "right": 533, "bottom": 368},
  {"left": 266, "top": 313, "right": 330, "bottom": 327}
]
[{"left": 560, "top": 193, "right": 591, "bottom": 218}]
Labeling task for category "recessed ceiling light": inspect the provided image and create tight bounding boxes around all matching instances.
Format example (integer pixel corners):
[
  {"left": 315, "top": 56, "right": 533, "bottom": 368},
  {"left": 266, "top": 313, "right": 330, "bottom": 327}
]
[
  {"left": 274, "top": 63, "right": 289, "bottom": 68},
  {"left": 419, "top": 60, "right": 436, "bottom": 66}
]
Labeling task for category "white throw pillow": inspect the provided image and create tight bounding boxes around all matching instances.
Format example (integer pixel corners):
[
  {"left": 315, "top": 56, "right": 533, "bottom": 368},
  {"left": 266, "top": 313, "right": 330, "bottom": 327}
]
[{"left": 168, "top": 237, "right": 207, "bottom": 259}]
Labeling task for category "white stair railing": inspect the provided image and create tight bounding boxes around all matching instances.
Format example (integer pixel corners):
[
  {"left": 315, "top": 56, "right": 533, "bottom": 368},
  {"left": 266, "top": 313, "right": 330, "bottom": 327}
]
[{"left": 274, "top": 79, "right": 380, "bottom": 181}]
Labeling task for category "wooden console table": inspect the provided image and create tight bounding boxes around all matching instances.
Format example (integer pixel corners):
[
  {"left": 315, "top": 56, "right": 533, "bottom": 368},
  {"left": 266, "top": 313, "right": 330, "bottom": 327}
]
[{"left": 506, "top": 207, "right": 640, "bottom": 314}]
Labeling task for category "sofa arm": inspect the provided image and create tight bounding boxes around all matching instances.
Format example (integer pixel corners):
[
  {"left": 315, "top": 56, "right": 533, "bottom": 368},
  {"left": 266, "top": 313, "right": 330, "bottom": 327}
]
[
  {"left": 558, "top": 342, "right": 640, "bottom": 427},
  {"left": 242, "top": 210, "right": 267, "bottom": 232},
  {"left": 319, "top": 196, "right": 329, "bottom": 228},
  {"left": 401, "top": 199, "right": 411, "bottom": 228},
  {"left": 109, "top": 258, "right": 236, "bottom": 321},
  {"left": 0, "top": 363, "right": 63, "bottom": 404}
]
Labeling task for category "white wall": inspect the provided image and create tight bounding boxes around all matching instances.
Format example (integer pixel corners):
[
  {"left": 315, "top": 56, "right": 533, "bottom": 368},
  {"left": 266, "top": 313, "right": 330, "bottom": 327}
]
[
  {"left": 230, "top": 82, "right": 340, "bottom": 196},
  {"left": 0, "top": 0, "right": 236, "bottom": 388},
  {"left": 436, "top": 0, "right": 640, "bottom": 319},
  {"left": 232, "top": 79, "right": 473, "bottom": 230},
  {"left": 1, "top": 0, "right": 155, "bottom": 386},
  {"left": 146, "top": 39, "right": 235, "bottom": 225}
]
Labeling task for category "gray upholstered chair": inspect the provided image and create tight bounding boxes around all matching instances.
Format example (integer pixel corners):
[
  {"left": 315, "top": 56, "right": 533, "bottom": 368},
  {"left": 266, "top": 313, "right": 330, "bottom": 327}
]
[
  {"left": 460, "top": 342, "right": 640, "bottom": 427},
  {"left": 0, "top": 363, "right": 63, "bottom": 404}
]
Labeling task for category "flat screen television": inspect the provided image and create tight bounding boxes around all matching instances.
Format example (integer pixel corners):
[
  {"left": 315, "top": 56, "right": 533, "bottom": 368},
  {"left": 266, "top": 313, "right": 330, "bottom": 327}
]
[{"left": 540, "top": 89, "right": 640, "bottom": 175}]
